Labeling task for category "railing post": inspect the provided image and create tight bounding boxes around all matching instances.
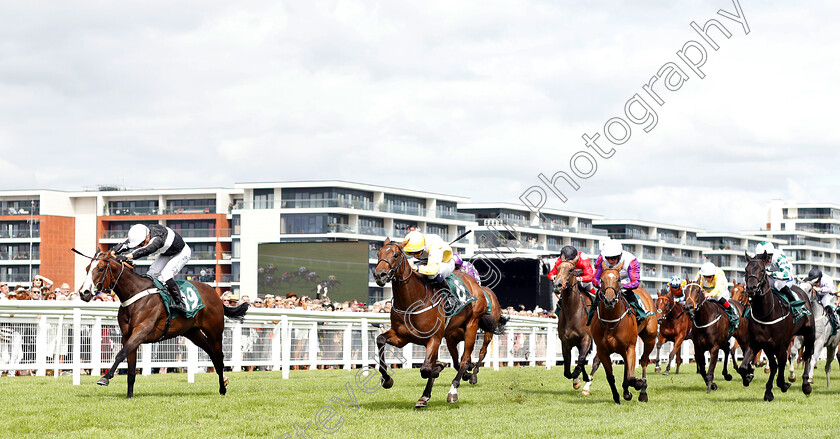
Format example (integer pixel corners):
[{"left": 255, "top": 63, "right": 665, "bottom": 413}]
[
  {"left": 232, "top": 320, "right": 242, "bottom": 372},
  {"left": 360, "top": 318, "right": 369, "bottom": 369},
  {"left": 35, "top": 316, "right": 47, "bottom": 376},
  {"left": 142, "top": 344, "right": 152, "bottom": 376},
  {"left": 72, "top": 308, "right": 81, "bottom": 386},
  {"left": 545, "top": 324, "right": 556, "bottom": 370},
  {"left": 281, "top": 315, "right": 291, "bottom": 379},
  {"left": 91, "top": 317, "right": 101, "bottom": 377},
  {"left": 54, "top": 315, "right": 64, "bottom": 378},
  {"left": 187, "top": 338, "right": 197, "bottom": 383},
  {"left": 507, "top": 328, "right": 514, "bottom": 367},
  {"left": 403, "top": 342, "right": 413, "bottom": 369},
  {"left": 492, "top": 329, "right": 500, "bottom": 371},
  {"left": 272, "top": 321, "right": 282, "bottom": 371},
  {"left": 309, "top": 323, "right": 318, "bottom": 370},
  {"left": 529, "top": 327, "right": 537, "bottom": 367},
  {"left": 342, "top": 323, "right": 352, "bottom": 370}
]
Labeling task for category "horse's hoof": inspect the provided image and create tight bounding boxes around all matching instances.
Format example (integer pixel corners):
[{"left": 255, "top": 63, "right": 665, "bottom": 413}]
[
  {"left": 469, "top": 375, "right": 477, "bottom": 385},
  {"left": 764, "top": 391, "right": 774, "bottom": 402},
  {"left": 581, "top": 389, "right": 591, "bottom": 396},
  {"left": 764, "top": 366, "right": 771, "bottom": 374},
  {"left": 97, "top": 377, "right": 110, "bottom": 386},
  {"left": 623, "top": 392, "right": 632, "bottom": 401},
  {"left": 803, "top": 382, "right": 813, "bottom": 395},
  {"left": 462, "top": 373, "right": 472, "bottom": 382},
  {"left": 655, "top": 366, "right": 661, "bottom": 373},
  {"left": 219, "top": 386, "right": 226, "bottom": 396},
  {"left": 573, "top": 379, "right": 582, "bottom": 390},
  {"left": 382, "top": 376, "right": 394, "bottom": 389},
  {"left": 415, "top": 397, "right": 429, "bottom": 409},
  {"left": 639, "top": 393, "right": 648, "bottom": 403},
  {"left": 724, "top": 373, "right": 732, "bottom": 382},
  {"left": 447, "top": 393, "right": 458, "bottom": 403},
  {"left": 780, "top": 382, "right": 791, "bottom": 393},
  {"left": 662, "top": 371, "right": 670, "bottom": 376},
  {"left": 789, "top": 374, "right": 796, "bottom": 383},
  {"left": 223, "top": 376, "right": 229, "bottom": 387},
  {"left": 710, "top": 382, "right": 718, "bottom": 391}
]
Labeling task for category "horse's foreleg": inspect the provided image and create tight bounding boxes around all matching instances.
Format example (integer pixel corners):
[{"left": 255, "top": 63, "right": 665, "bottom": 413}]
[
  {"left": 801, "top": 328, "right": 816, "bottom": 395},
  {"left": 788, "top": 340, "right": 799, "bottom": 383},
  {"left": 721, "top": 342, "right": 733, "bottom": 381},
  {"left": 99, "top": 325, "right": 153, "bottom": 387},
  {"left": 562, "top": 342, "right": 574, "bottom": 380},
  {"left": 765, "top": 352, "right": 778, "bottom": 401},
  {"left": 623, "top": 343, "right": 640, "bottom": 401},
  {"left": 420, "top": 337, "right": 443, "bottom": 380},
  {"left": 376, "top": 329, "right": 407, "bottom": 390},
  {"left": 670, "top": 336, "right": 685, "bottom": 375},
  {"left": 776, "top": 345, "right": 792, "bottom": 393},
  {"left": 639, "top": 333, "right": 656, "bottom": 382},
  {"left": 598, "top": 351, "right": 620, "bottom": 404},
  {"left": 654, "top": 336, "right": 663, "bottom": 373},
  {"left": 706, "top": 346, "right": 720, "bottom": 393},
  {"left": 738, "top": 344, "right": 756, "bottom": 386},
  {"left": 126, "top": 349, "right": 137, "bottom": 398},
  {"left": 826, "top": 344, "right": 838, "bottom": 390},
  {"left": 576, "top": 335, "right": 593, "bottom": 383}
]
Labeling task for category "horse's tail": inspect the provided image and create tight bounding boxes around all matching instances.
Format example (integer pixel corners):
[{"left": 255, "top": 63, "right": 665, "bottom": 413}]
[
  {"left": 223, "top": 302, "right": 249, "bottom": 320},
  {"left": 479, "top": 313, "right": 509, "bottom": 335}
]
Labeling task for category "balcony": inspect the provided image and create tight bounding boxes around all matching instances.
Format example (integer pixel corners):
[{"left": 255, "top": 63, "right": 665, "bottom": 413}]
[
  {"left": 376, "top": 203, "right": 427, "bottom": 217},
  {"left": 658, "top": 235, "right": 682, "bottom": 245},
  {"left": 787, "top": 238, "right": 831, "bottom": 249},
  {"left": 607, "top": 231, "right": 652, "bottom": 241},
  {"left": 161, "top": 207, "right": 216, "bottom": 215},
  {"left": 281, "top": 198, "right": 375, "bottom": 210},
  {"left": 3, "top": 207, "right": 39, "bottom": 216},
  {"left": 0, "top": 230, "right": 39, "bottom": 239},
  {"left": 105, "top": 206, "right": 160, "bottom": 216},
  {"left": 685, "top": 239, "right": 712, "bottom": 248},
  {"left": 358, "top": 226, "right": 388, "bottom": 236},
  {"left": 478, "top": 217, "right": 531, "bottom": 228},
  {"left": 436, "top": 211, "right": 476, "bottom": 221},
  {"left": 0, "top": 274, "right": 31, "bottom": 283},
  {"left": 0, "top": 251, "right": 39, "bottom": 261}
]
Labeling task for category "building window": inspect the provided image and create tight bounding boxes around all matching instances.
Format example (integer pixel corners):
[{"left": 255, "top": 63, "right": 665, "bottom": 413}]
[
  {"left": 368, "top": 287, "right": 384, "bottom": 304},
  {"left": 0, "top": 221, "right": 39, "bottom": 239},
  {"left": 107, "top": 200, "right": 159, "bottom": 215},
  {"left": 166, "top": 199, "right": 216, "bottom": 214},
  {"left": 253, "top": 189, "right": 274, "bottom": 209},
  {"left": 436, "top": 201, "right": 457, "bottom": 219},
  {"left": 282, "top": 214, "right": 348, "bottom": 234},
  {"left": 358, "top": 217, "right": 384, "bottom": 235},
  {"left": 0, "top": 200, "right": 39, "bottom": 216},
  {"left": 383, "top": 194, "right": 426, "bottom": 216},
  {"left": 281, "top": 188, "right": 373, "bottom": 209},
  {"left": 426, "top": 223, "right": 449, "bottom": 240},
  {"left": 167, "top": 220, "right": 216, "bottom": 238}
]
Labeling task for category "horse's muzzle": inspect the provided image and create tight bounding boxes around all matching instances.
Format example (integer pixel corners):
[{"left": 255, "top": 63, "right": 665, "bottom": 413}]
[
  {"left": 373, "top": 272, "right": 389, "bottom": 287},
  {"left": 79, "top": 290, "right": 93, "bottom": 302}
]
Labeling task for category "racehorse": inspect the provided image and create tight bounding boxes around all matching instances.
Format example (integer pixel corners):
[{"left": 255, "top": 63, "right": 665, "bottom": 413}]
[
  {"left": 731, "top": 282, "right": 768, "bottom": 372},
  {"left": 462, "top": 286, "right": 508, "bottom": 386},
  {"left": 589, "top": 264, "right": 657, "bottom": 403},
  {"left": 373, "top": 239, "right": 507, "bottom": 408},
  {"left": 77, "top": 250, "right": 248, "bottom": 398},
  {"left": 682, "top": 282, "right": 747, "bottom": 392},
  {"left": 736, "top": 252, "right": 816, "bottom": 401},
  {"left": 789, "top": 283, "right": 840, "bottom": 388},
  {"left": 653, "top": 290, "right": 690, "bottom": 375},
  {"left": 553, "top": 258, "right": 601, "bottom": 394}
]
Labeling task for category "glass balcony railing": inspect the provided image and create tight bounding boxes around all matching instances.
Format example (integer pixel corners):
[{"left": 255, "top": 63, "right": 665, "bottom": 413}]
[
  {"left": 685, "top": 239, "right": 712, "bottom": 248},
  {"left": 105, "top": 206, "right": 160, "bottom": 216},
  {"left": 102, "top": 229, "right": 230, "bottom": 239},
  {"left": 221, "top": 274, "right": 235, "bottom": 282},
  {"left": 358, "top": 226, "right": 387, "bottom": 236},
  {"left": 0, "top": 274, "right": 31, "bottom": 283},
  {"left": 281, "top": 198, "right": 376, "bottom": 210},
  {"left": 191, "top": 252, "right": 216, "bottom": 260},
  {"left": 161, "top": 207, "right": 216, "bottom": 214},
  {"left": 658, "top": 235, "right": 682, "bottom": 244},
  {"left": 3, "top": 207, "right": 39, "bottom": 216},
  {"left": 787, "top": 238, "right": 831, "bottom": 249},
  {"left": 376, "top": 203, "right": 427, "bottom": 217},
  {"left": 608, "top": 231, "right": 652, "bottom": 241},
  {"left": 436, "top": 211, "right": 476, "bottom": 221},
  {"left": 0, "top": 230, "right": 39, "bottom": 239},
  {"left": 0, "top": 251, "right": 39, "bottom": 260}
]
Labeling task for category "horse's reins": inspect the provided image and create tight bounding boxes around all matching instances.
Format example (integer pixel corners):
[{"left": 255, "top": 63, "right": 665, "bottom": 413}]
[
  {"left": 683, "top": 282, "right": 725, "bottom": 329},
  {"left": 596, "top": 269, "right": 631, "bottom": 330},
  {"left": 745, "top": 268, "right": 789, "bottom": 324},
  {"left": 658, "top": 293, "right": 684, "bottom": 321}
]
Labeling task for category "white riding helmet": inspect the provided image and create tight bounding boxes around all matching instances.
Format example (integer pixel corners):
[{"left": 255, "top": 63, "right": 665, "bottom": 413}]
[
  {"left": 126, "top": 224, "right": 150, "bottom": 247},
  {"left": 699, "top": 262, "right": 717, "bottom": 277},
  {"left": 755, "top": 241, "right": 775, "bottom": 256},
  {"left": 601, "top": 241, "right": 623, "bottom": 258}
]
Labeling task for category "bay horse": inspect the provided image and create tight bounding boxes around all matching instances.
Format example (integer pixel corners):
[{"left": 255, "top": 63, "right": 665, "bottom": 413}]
[
  {"left": 77, "top": 250, "right": 248, "bottom": 398},
  {"left": 373, "top": 239, "right": 507, "bottom": 408},
  {"left": 736, "top": 252, "right": 815, "bottom": 401},
  {"left": 682, "top": 282, "right": 747, "bottom": 392},
  {"left": 553, "top": 258, "right": 601, "bottom": 394},
  {"left": 653, "top": 290, "right": 690, "bottom": 375},
  {"left": 589, "top": 264, "right": 657, "bottom": 403}
]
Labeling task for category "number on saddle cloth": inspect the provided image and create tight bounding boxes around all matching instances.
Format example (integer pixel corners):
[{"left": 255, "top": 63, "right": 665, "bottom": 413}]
[{"left": 439, "top": 275, "right": 477, "bottom": 317}]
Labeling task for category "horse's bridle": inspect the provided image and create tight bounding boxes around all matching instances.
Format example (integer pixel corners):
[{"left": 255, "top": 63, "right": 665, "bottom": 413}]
[
  {"left": 376, "top": 243, "right": 411, "bottom": 284},
  {"left": 657, "top": 292, "right": 683, "bottom": 321},
  {"left": 91, "top": 252, "right": 127, "bottom": 294}
]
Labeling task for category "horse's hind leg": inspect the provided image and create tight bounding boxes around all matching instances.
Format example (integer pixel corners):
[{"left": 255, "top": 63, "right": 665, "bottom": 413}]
[
  {"left": 706, "top": 346, "right": 720, "bottom": 393},
  {"left": 776, "top": 345, "right": 792, "bottom": 393},
  {"left": 576, "top": 336, "right": 593, "bottom": 384},
  {"left": 654, "top": 337, "right": 663, "bottom": 373},
  {"left": 764, "top": 353, "right": 778, "bottom": 401},
  {"left": 448, "top": 322, "right": 479, "bottom": 403},
  {"left": 722, "top": 343, "right": 733, "bottom": 381},
  {"left": 466, "top": 333, "right": 491, "bottom": 385},
  {"left": 184, "top": 328, "right": 227, "bottom": 395}
]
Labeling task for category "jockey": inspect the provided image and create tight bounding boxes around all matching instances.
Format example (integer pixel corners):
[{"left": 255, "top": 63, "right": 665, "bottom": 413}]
[
  {"left": 667, "top": 275, "right": 686, "bottom": 304},
  {"left": 804, "top": 268, "right": 839, "bottom": 330},
  {"left": 452, "top": 254, "right": 481, "bottom": 286},
  {"left": 404, "top": 230, "right": 455, "bottom": 288},
  {"left": 695, "top": 262, "right": 738, "bottom": 327},
  {"left": 112, "top": 224, "right": 190, "bottom": 313},
  {"left": 592, "top": 241, "right": 652, "bottom": 321},
  {"left": 755, "top": 241, "right": 800, "bottom": 304},
  {"left": 547, "top": 245, "right": 595, "bottom": 309}
]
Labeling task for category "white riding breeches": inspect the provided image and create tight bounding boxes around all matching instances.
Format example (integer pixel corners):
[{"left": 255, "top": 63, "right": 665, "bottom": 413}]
[
  {"left": 770, "top": 278, "right": 792, "bottom": 292},
  {"left": 147, "top": 245, "right": 191, "bottom": 282}
]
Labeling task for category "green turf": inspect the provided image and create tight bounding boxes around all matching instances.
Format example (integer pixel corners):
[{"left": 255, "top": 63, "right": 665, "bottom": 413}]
[{"left": 1, "top": 363, "right": 839, "bottom": 438}]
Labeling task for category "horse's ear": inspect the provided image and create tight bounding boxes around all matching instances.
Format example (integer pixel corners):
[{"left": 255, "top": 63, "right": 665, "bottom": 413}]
[
  {"left": 744, "top": 251, "right": 751, "bottom": 260},
  {"left": 615, "top": 262, "right": 624, "bottom": 271},
  {"left": 384, "top": 238, "right": 391, "bottom": 245},
  {"left": 396, "top": 240, "right": 407, "bottom": 248},
  {"left": 600, "top": 259, "right": 609, "bottom": 270},
  {"left": 572, "top": 255, "right": 580, "bottom": 265}
]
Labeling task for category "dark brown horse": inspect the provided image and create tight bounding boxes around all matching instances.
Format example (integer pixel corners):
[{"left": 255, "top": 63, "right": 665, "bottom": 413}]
[
  {"left": 77, "top": 250, "right": 248, "bottom": 398},
  {"left": 373, "top": 239, "right": 507, "bottom": 408},
  {"left": 736, "top": 252, "right": 816, "bottom": 401},
  {"left": 590, "top": 264, "right": 657, "bottom": 403},
  {"left": 654, "top": 290, "right": 690, "bottom": 375},
  {"left": 682, "top": 282, "right": 747, "bottom": 392},
  {"left": 731, "top": 282, "right": 768, "bottom": 371},
  {"left": 553, "top": 258, "right": 601, "bottom": 394}
]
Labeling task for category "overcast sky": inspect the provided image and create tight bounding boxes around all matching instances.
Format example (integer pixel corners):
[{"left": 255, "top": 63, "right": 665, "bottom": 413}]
[{"left": 0, "top": 1, "right": 837, "bottom": 233}]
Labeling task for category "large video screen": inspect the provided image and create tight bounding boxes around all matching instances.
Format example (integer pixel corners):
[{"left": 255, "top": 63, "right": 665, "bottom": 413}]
[{"left": 257, "top": 242, "right": 369, "bottom": 303}]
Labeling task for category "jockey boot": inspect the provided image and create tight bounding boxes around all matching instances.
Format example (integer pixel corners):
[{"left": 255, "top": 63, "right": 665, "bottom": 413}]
[
  {"left": 623, "top": 289, "right": 652, "bottom": 320},
  {"left": 825, "top": 306, "right": 840, "bottom": 333},
  {"left": 780, "top": 286, "right": 811, "bottom": 316},
  {"left": 721, "top": 299, "right": 739, "bottom": 331},
  {"left": 585, "top": 296, "right": 599, "bottom": 326},
  {"left": 164, "top": 278, "right": 188, "bottom": 314}
]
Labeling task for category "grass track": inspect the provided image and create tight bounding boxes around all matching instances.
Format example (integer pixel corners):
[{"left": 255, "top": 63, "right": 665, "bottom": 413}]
[{"left": 1, "top": 363, "right": 839, "bottom": 438}]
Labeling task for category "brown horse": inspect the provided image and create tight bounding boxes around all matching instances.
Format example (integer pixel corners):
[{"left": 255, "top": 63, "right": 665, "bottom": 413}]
[
  {"left": 553, "top": 258, "right": 601, "bottom": 393},
  {"left": 653, "top": 290, "right": 690, "bottom": 375},
  {"left": 590, "top": 264, "right": 657, "bottom": 403},
  {"left": 736, "top": 252, "right": 815, "bottom": 401},
  {"left": 373, "top": 239, "right": 507, "bottom": 408},
  {"left": 682, "top": 282, "right": 748, "bottom": 392},
  {"left": 461, "top": 286, "right": 506, "bottom": 385},
  {"left": 77, "top": 250, "right": 248, "bottom": 398}
]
